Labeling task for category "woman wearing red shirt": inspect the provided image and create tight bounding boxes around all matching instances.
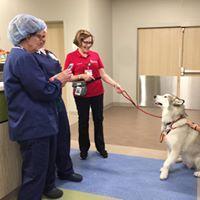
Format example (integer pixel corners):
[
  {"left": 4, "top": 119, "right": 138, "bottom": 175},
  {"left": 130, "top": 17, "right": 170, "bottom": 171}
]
[{"left": 64, "top": 30, "right": 123, "bottom": 160}]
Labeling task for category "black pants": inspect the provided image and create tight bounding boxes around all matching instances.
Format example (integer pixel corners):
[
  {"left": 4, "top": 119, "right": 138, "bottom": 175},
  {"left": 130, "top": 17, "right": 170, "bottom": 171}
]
[
  {"left": 18, "top": 135, "right": 57, "bottom": 200},
  {"left": 56, "top": 98, "right": 74, "bottom": 177},
  {"left": 75, "top": 94, "right": 105, "bottom": 153}
]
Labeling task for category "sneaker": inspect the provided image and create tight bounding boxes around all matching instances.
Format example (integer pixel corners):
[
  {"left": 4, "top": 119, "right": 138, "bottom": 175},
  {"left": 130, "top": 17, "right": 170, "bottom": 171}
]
[
  {"left": 80, "top": 151, "right": 88, "bottom": 160},
  {"left": 44, "top": 187, "right": 63, "bottom": 199},
  {"left": 58, "top": 173, "right": 83, "bottom": 182},
  {"left": 99, "top": 150, "right": 108, "bottom": 158}
]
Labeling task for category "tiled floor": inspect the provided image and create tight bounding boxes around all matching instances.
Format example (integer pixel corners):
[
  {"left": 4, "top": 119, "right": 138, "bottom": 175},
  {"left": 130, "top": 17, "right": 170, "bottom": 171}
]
[{"left": 70, "top": 106, "right": 200, "bottom": 150}]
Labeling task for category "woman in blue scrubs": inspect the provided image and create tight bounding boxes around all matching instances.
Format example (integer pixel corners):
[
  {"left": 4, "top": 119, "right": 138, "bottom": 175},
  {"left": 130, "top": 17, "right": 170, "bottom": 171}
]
[
  {"left": 33, "top": 49, "right": 82, "bottom": 182},
  {"left": 4, "top": 14, "right": 72, "bottom": 200}
]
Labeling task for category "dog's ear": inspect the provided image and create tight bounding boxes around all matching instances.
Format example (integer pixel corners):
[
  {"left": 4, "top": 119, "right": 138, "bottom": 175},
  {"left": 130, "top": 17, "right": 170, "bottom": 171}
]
[{"left": 173, "top": 98, "right": 185, "bottom": 106}]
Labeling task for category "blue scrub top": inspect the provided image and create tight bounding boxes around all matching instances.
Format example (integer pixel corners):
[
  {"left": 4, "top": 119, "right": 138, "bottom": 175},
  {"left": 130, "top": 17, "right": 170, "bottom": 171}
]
[
  {"left": 33, "top": 50, "right": 61, "bottom": 78},
  {"left": 3, "top": 47, "right": 62, "bottom": 141},
  {"left": 33, "top": 50, "right": 66, "bottom": 112}
]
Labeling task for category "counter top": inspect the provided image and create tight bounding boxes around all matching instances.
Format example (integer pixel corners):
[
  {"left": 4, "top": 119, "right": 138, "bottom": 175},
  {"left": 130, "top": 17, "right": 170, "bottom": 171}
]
[{"left": 0, "top": 82, "right": 4, "bottom": 91}]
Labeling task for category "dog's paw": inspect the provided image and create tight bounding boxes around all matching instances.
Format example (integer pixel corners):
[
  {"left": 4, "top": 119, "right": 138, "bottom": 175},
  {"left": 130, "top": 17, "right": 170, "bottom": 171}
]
[
  {"left": 194, "top": 171, "right": 200, "bottom": 177},
  {"left": 160, "top": 169, "right": 169, "bottom": 180},
  {"left": 160, "top": 167, "right": 165, "bottom": 172},
  {"left": 160, "top": 172, "right": 168, "bottom": 180}
]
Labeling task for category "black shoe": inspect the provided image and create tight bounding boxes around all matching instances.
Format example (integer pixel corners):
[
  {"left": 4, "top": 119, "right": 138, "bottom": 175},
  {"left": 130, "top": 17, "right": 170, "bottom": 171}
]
[
  {"left": 99, "top": 150, "right": 108, "bottom": 158},
  {"left": 44, "top": 187, "right": 63, "bottom": 199},
  {"left": 80, "top": 151, "right": 88, "bottom": 160},
  {"left": 58, "top": 173, "right": 83, "bottom": 182}
]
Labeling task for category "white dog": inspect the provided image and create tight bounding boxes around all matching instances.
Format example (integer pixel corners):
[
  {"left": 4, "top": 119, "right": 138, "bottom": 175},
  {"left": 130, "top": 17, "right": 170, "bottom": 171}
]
[{"left": 154, "top": 94, "right": 200, "bottom": 180}]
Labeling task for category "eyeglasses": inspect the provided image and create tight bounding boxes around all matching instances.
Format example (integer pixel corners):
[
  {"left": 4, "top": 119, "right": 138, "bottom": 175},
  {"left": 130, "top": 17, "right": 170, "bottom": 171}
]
[
  {"left": 29, "top": 32, "right": 46, "bottom": 40},
  {"left": 82, "top": 40, "right": 93, "bottom": 45},
  {"left": 34, "top": 33, "right": 46, "bottom": 40}
]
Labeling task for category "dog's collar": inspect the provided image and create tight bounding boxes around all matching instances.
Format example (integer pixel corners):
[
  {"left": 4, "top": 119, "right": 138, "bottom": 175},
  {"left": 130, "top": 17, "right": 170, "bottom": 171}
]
[
  {"left": 165, "top": 122, "right": 172, "bottom": 126},
  {"left": 164, "top": 115, "right": 185, "bottom": 126},
  {"left": 160, "top": 115, "right": 186, "bottom": 143}
]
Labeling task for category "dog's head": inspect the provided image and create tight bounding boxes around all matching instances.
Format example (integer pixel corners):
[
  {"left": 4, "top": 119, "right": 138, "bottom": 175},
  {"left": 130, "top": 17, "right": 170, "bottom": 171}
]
[{"left": 154, "top": 94, "right": 185, "bottom": 108}]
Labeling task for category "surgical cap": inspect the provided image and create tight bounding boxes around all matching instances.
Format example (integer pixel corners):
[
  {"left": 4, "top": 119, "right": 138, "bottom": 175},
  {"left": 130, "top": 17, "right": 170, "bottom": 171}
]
[{"left": 8, "top": 14, "right": 47, "bottom": 46}]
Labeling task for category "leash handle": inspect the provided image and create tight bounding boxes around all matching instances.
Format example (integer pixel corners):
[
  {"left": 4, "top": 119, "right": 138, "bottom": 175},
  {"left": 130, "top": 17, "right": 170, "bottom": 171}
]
[{"left": 121, "top": 90, "right": 161, "bottom": 119}]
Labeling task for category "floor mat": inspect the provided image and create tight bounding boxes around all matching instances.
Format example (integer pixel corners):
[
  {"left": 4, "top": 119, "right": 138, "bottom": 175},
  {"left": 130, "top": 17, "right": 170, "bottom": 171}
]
[{"left": 56, "top": 150, "right": 197, "bottom": 200}]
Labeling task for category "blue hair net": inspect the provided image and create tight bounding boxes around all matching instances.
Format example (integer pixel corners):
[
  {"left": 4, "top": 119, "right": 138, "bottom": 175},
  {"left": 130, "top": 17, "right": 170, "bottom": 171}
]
[{"left": 8, "top": 14, "right": 47, "bottom": 46}]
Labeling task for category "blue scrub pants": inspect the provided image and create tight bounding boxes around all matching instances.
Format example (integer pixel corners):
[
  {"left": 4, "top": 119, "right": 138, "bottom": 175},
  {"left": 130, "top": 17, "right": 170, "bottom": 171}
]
[
  {"left": 56, "top": 99, "right": 74, "bottom": 178},
  {"left": 18, "top": 135, "right": 57, "bottom": 200}
]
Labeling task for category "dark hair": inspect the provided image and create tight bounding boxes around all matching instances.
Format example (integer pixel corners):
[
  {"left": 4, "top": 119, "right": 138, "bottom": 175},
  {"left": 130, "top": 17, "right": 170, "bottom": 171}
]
[{"left": 73, "top": 29, "right": 94, "bottom": 47}]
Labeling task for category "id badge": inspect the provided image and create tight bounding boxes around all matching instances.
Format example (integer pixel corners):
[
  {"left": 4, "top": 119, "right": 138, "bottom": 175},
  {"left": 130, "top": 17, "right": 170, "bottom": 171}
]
[
  {"left": 85, "top": 69, "right": 93, "bottom": 76},
  {"left": 75, "top": 86, "right": 82, "bottom": 96}
]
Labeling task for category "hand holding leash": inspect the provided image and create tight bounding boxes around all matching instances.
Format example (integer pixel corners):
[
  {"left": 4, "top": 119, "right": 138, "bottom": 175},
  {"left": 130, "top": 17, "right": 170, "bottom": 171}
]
[{"left": 114, "top": 83, "right": 124, "bottom": 94}]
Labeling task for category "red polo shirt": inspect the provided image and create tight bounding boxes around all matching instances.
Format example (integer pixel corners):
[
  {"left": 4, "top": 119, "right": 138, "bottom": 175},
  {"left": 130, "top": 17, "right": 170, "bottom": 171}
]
[{"left": 64, "top": 49, "right": 104, "bottom": 97}]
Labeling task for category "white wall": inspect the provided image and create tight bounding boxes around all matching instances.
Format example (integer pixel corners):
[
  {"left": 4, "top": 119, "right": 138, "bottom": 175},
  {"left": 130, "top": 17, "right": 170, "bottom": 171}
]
[
  {"left": 0, "top": 0, "right": 89, "bottom": 50},
  {"left": 112, "top": 0, "right": 200, "bottom": 103},
  {"left": 88, "top": 0, "right": 113, "bottom": 106}
]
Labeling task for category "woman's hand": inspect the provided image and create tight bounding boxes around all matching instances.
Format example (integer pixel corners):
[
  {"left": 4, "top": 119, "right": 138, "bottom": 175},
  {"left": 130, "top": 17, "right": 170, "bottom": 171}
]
[
  {"left": 114, "top": 83, "right": 124, "bottom": 94},
  {"left": 81, "top": 73, "right": 95, "bottom": 82},
  {"left": 99, "top": 68, "right": 123, "bottom": 93},
  {"left": 49, "top": 69, "right": 72, "bottom": 85},
  {"left": 62, "top": 69, "right": 73, "bottom": 81}
]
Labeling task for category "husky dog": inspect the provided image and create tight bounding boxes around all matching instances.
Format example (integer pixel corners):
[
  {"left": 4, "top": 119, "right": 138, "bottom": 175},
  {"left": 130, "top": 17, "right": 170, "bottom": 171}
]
[{"left": 154, "top": 94, "right": 200, "bottom": 180}]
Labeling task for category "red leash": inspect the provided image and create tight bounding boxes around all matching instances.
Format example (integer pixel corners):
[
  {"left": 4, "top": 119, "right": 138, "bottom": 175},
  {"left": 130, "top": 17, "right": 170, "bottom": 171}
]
[{"left": 121, "top": 90, "right": 161, "bottom": 119}]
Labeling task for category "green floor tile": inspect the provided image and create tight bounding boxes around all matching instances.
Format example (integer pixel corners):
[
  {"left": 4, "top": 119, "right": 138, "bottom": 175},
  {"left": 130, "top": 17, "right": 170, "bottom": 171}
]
[{"left": 43, "top": 189, "right": 119, "bottom": 200}]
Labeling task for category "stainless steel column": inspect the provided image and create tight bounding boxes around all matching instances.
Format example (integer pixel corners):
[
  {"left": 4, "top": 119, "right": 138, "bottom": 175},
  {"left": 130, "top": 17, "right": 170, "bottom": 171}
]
[
  {"left": 180, "top": 76, "right": 200, "bottom": 109},
  {"left": 138, "top": 75, "right": 177, "bottom": 107}
]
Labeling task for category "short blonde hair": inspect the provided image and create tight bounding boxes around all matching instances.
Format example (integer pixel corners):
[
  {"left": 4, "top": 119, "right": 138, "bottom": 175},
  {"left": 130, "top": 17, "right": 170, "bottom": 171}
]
[{"left": 73, "top": 29, "right": 94, "bottom": 47}]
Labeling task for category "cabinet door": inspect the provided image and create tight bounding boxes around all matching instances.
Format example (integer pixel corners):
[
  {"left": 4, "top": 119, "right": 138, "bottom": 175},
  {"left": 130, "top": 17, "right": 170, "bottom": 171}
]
[
  {"left": 180, "top": 27, "right": 200, "bottom": 109},
  {"left": 45, "top": 22, "right": 70, "bottom": 109},
  {"left": 138, "top": 27, "right": 182, "bottom": 76},
  {"left": 45, "top": 22, "right": 65, "bottom": 66},
  {"left": 0, "top": 123, "right": 21, "bottom": 199},
  {"left": 182, "top": 27, "right": 200, "bottom": 70}
]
